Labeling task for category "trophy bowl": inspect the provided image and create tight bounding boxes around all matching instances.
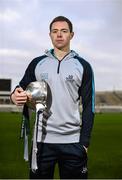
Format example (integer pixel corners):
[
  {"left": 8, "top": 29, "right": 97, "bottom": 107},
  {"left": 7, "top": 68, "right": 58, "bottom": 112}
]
[{"left": 26, "top": 80, "right": 52, "bottom": 110}]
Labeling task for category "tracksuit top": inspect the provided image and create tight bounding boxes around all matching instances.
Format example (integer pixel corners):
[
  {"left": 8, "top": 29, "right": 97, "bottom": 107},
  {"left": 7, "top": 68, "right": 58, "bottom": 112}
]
[{"left": 19, "top": 49, "right": 95, "bottom": 148}]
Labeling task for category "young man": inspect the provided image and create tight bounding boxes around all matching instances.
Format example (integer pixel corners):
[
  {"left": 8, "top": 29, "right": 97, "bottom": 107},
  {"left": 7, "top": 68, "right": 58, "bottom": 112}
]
[{"left": 11, "top": 16, "right": 95, "bottom": 179}]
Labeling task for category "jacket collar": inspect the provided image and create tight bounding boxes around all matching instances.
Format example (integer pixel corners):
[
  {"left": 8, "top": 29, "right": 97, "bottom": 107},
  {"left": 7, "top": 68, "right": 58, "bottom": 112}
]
[{"left": 45, "top": 49, "right": 79, "bottom": 60}]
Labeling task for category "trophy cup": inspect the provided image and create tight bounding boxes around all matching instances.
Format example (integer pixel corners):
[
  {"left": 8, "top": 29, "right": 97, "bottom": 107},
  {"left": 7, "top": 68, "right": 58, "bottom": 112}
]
[
  {"left": 25, "top": 80, "right": 52, "bottom": 171},
  {"left": 26, "top": 80, "right": 52, "bottom": 111}
]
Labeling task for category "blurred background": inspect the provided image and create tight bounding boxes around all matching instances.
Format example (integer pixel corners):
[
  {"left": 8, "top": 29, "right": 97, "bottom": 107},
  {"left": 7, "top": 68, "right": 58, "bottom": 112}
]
[{"left": 0, "top": 0, "right": 122, "bottom": 179}]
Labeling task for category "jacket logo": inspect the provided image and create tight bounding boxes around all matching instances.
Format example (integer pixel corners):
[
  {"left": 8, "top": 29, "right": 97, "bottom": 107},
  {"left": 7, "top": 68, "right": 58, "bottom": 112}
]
[
  {"left": 66, "top": 75, "right": 74, "bottom": 82},
  {"left": 40, "top": 73, "right": 48, "bottom": 80}
]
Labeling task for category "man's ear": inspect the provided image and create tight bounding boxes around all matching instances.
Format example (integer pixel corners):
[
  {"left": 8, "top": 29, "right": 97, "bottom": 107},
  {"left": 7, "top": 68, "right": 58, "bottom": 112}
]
[{"left": 70, "top": 32, "right": 74, "bottom": 39}]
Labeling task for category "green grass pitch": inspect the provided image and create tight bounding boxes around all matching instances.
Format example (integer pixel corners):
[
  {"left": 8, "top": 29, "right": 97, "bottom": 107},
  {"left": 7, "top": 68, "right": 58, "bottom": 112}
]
[{"left": 0, "top": 112, "right": 122, "bottom": 179}]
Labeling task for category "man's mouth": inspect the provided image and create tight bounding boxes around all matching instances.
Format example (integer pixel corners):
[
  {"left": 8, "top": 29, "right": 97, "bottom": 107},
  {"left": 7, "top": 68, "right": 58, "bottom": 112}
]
[{"left": 56, "top": 39, "right": 63, "bottom": 42}]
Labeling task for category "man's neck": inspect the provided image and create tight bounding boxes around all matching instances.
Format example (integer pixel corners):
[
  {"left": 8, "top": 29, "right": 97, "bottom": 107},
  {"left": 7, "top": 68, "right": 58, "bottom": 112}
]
[{"left": 54, "top": 47, "right": 70, "bottom": 61}]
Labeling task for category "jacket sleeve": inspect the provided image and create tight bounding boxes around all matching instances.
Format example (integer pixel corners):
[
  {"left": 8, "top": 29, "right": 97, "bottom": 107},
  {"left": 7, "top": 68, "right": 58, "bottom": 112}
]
[
  {"left": 79, "top": 62, "right": 95, "bottom": 148},
  {"left": 19, "top": 55, "right": 47, "bottom": 90},
  {"left": 19, "top": 59, "right": 37, "bottom": 90}
]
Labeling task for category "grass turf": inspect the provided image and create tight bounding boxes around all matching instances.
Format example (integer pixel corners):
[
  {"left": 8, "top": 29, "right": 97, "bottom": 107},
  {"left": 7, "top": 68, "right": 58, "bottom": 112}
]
[{"left": 0, "top": 112, "right": 122, "bottom": 179}]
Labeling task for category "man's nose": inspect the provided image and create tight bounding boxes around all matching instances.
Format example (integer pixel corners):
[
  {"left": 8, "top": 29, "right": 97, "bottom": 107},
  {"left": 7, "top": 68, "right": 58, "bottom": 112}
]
[{"left": 57, "top": 31, "right": 62, "bottom": 37}]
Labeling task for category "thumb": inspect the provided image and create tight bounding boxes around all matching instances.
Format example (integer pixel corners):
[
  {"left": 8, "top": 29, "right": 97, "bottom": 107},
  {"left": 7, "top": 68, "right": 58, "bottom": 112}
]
[{"left": 16, "top": 87, "right": 24, "bottom": 93}]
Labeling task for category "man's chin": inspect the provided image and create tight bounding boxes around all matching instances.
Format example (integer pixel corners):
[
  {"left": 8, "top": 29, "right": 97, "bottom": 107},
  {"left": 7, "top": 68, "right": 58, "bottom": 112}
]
[{"left": 55, "top": 45, "right": 65, "bottom": 50}]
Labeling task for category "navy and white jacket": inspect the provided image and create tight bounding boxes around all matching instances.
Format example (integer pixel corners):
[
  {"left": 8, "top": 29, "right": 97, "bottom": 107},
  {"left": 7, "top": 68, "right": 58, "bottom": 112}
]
[{"left": 19, "top": 49, "right": 95, "bottom": 148}]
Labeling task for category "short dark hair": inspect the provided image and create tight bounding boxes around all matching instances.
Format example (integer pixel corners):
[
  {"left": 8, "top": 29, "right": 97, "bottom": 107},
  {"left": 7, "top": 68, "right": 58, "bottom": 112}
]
[{"left": 50, "top": 16, "right": 73, "bottom": 33}]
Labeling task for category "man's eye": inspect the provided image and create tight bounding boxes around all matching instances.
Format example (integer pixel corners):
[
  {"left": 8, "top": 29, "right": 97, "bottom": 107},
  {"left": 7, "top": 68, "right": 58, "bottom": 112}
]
[
  {"left": 62, "top": 30, "right": 68, "bottom": 33},
  {"left": 52, "top": 30, "right": 57, "bottom": 33}
]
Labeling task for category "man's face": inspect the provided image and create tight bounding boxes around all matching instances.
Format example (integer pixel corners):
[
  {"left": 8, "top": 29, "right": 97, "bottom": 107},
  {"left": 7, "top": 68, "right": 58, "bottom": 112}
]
[{"left": 49, "top": 21, "right": 74, "bottom": 50}]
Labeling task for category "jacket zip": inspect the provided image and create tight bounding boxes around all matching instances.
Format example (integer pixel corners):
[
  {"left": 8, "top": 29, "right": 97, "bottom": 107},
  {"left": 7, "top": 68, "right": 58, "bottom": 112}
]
[
  {"left": 57, "top": 61, "right": 61, "bottom": 74},
  {"left": 56, "top": 52, "right": 71, "bottom": 74}
]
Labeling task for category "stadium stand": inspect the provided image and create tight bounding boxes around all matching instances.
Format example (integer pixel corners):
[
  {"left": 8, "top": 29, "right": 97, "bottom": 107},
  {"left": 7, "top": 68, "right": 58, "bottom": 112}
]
[
  {"left": 95, "top": 91, "right": 122, "bottom": 113},
  {"left": 0, "top": 79, "right": 11, "bottom": 105},
  {"left": 95, "top": 91, "right": 122, "bottom": 106}
]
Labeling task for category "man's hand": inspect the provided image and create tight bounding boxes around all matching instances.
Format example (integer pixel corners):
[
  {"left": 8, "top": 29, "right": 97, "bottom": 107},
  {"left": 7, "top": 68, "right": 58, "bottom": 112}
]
[{"left": 11, "top": 87, "right": 27, "bottom": 106}]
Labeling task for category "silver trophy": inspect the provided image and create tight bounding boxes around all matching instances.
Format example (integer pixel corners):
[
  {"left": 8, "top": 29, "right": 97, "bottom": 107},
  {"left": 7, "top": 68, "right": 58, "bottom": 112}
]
[
  {"left": 25, "top": 80, "right": 52, "bottom": 171},
  {"left": 26, "top": 80, "right": 52, "bottom": 110}
]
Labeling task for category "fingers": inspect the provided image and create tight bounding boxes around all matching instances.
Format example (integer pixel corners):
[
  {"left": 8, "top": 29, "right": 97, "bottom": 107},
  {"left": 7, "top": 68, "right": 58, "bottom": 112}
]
[
  {"left": 11, "top": 87, "right": 28, "bottom": 106},
  {"left": 15, "top": 95, "right": 27, "bottom": 106}
]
